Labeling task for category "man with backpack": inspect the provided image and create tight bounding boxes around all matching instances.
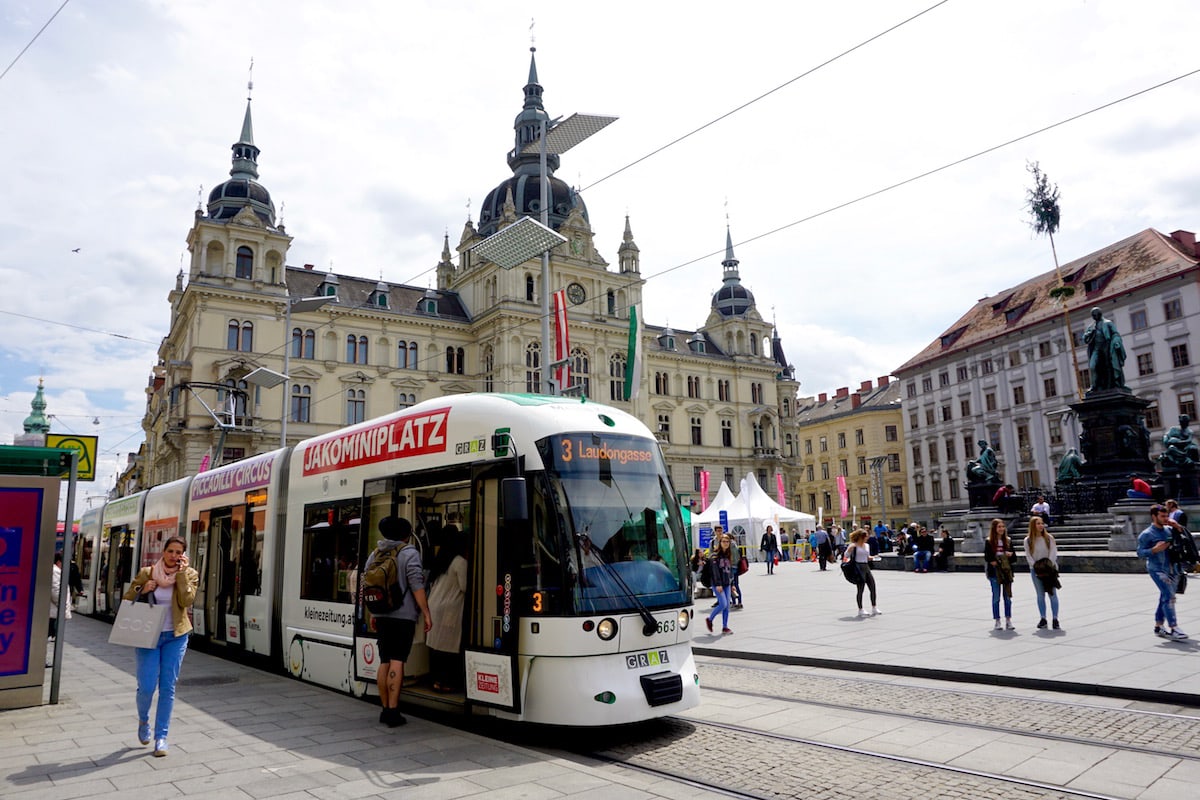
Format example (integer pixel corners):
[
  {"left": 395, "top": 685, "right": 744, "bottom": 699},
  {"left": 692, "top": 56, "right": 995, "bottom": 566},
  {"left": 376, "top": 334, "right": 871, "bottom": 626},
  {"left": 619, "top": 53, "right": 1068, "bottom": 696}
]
[{"left": 364, "top": 516, "right": 431, "bottom": 727}]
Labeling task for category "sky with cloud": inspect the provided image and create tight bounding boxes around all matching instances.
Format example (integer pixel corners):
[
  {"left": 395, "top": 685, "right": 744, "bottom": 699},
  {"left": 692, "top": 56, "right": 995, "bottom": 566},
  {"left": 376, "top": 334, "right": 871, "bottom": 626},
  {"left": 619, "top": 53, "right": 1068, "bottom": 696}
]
[{"left": 3, "top": 0, "right": 1200, "bottom": 508}]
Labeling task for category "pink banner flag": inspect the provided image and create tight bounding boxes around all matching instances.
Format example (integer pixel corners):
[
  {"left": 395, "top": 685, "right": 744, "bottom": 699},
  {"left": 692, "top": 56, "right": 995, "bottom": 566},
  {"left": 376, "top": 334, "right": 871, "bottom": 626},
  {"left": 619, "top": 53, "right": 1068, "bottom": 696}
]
[
  {"left": 836, "top": 475, "right": 849, "bottom": 519},
  {"left": 700, "top": 470, "right": 710, "bottom": 512},
  {"left": 776, "top": 472, "right": 786, "bottom": 506},
  {"left": 552, "top": 289, "right": 570, "bottom": 392}
]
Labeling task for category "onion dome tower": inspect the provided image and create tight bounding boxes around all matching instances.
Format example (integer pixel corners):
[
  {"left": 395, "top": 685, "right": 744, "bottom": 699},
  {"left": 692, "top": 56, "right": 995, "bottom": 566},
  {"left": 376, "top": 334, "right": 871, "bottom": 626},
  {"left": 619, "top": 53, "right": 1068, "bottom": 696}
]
[
  {"left": 711, "top": 225, "right": 755, "bottom": 317},
  {"left": 476, "top": 48, "right": 587, "bottom": 237},
  {"left": 206, "top": 83, "right": 277, "bottom": 226},
  {"left": 22, "top": 378, "right": 50, "bottom": 435}
]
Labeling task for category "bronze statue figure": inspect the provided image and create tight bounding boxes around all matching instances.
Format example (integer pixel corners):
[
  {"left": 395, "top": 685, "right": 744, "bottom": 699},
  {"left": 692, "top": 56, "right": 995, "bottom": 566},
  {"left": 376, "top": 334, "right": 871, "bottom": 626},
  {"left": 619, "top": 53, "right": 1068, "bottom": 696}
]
[
  {"left": 1083, "top": 307, "right": 1127, "bottom": 392},
  {"left": 1057, "top": 447, "right": 1083, "bottom": 482},
  {"left": 966, "top": 439, "right": 1000, "bottom": 484},
  {"left": 1161, "top": 414, "right": 1200, "bottom": 471}
]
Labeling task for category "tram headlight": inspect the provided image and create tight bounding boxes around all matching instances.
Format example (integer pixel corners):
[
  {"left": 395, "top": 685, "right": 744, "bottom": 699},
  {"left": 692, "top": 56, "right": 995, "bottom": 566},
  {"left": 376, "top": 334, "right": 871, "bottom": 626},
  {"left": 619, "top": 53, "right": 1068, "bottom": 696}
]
[
  {"left": 597, "top": 618, "right": 618, "bottom": 640},
  {"left": 678, "top": 610, "right": 690, "bottom": 630}
]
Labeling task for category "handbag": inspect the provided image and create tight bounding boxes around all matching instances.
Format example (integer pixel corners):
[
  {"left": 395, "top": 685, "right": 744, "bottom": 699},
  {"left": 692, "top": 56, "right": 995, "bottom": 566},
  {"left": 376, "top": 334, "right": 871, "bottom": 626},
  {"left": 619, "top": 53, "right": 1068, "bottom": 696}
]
[
  {"left": 108, "top": 591, "right": 169, "bottom": 648},
  {"left": 737, "top": 555, "right": 749, "bottom": 575},
  {"left": 840, "top": 556, "right": 861, "bottom": 585},
  {"left": 1178, "top": 572, "right": 1189, "bottom": 595}
]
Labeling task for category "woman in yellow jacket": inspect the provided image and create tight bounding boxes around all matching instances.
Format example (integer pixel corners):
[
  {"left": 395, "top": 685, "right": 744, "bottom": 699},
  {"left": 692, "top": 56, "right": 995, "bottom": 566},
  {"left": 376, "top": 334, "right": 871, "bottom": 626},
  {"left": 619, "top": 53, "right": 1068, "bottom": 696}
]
[{"left": 123, "top": 536, "right": 198, "bottom": 757}]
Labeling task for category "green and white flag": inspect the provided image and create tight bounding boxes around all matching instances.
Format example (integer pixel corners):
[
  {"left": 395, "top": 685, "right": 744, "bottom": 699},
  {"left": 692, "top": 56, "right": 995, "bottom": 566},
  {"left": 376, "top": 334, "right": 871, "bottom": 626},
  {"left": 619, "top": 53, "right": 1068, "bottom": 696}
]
[{"left": 624, "top": 304, "right": 643, "bottom": 401}]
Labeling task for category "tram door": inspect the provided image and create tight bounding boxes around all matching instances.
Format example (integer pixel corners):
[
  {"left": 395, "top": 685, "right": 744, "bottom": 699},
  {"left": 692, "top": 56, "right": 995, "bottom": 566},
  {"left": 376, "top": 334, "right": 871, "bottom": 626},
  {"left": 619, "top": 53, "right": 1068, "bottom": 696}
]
[
  {"left": 197, "top": 507, "right": 248, "bottom": 646},
  {"left": 101, "top": 525, "right": 134, "bottom": 619}
]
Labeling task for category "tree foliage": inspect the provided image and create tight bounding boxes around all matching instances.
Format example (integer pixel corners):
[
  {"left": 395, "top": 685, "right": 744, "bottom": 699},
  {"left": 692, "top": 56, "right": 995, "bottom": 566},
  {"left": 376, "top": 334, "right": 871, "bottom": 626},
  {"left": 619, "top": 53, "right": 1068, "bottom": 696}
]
[{"left": 1026, "top": 161, "right": 1061, "bottom": 238}]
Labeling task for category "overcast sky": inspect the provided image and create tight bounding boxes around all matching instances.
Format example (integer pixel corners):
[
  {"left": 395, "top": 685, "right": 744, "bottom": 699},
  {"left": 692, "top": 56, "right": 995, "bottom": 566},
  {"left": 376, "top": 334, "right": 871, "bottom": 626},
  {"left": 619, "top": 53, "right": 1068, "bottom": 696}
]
[{"left": 4, "top": 0, "right": 1200, "bottom": 507}]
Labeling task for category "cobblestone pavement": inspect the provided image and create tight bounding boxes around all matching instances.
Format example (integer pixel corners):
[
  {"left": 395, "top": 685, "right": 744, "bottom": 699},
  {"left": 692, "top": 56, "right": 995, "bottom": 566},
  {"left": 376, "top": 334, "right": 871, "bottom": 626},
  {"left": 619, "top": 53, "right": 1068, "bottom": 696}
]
[
  {"left": 697, "top": 661, "right": 1200, "bottom": 757},
  {"left": 594, "top": 717, "right": 1088, "bottom": 800}
]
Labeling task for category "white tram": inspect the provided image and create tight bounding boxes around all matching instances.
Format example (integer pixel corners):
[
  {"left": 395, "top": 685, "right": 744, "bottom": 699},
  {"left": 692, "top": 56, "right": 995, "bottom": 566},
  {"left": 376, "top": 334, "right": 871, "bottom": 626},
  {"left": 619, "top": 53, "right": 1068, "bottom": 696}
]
[{"left": 84, "top": 394, "right": 700, "bottom": 725}]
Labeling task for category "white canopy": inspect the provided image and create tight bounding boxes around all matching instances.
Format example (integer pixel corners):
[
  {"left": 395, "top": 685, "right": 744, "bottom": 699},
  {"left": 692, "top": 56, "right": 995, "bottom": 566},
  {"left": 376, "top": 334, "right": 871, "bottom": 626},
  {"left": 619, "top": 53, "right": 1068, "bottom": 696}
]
[
  {"left": 692, "top": 481, "right": 738, "bottom": 524},
  {"left": 692, "top": 474, "right": 816, "bottom": 554}
]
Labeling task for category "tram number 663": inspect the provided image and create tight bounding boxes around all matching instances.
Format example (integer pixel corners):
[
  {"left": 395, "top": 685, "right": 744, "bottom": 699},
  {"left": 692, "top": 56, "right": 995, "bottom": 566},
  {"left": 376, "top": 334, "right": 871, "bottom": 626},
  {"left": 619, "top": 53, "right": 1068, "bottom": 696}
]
[{"left": 655, "top": 618, "right": 675, "bottom": 635}]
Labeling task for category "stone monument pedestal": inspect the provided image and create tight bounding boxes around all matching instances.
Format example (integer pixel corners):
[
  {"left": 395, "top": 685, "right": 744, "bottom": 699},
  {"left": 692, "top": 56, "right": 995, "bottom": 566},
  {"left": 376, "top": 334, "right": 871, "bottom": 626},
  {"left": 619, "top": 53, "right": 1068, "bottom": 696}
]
[
  {"left": 1071, "top": 388, "right": 1155, "bottom": 494},
  {"left": 967, "top": 481, "right": 1002, "bottom": 512}
]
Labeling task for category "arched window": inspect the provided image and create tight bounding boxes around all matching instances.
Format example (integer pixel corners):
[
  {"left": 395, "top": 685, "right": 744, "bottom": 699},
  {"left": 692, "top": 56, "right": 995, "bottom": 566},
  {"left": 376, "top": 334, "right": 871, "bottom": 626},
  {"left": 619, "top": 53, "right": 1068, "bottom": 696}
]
[
  {"left": 346, "top": 388, "right": 366, "bottom": 425},
  {"left": 607, "top": 290, "right": 616, "bottom": 316},
  {"left": 455, "top": 347, "right": 464, "bottom": 375},
  {"left": 750, "top": 333, "right": 758, "bottom": 356},
  {"left": 409, "top": 342, "right": 418, "bottom": 370},
  {"left": 236, "top": 246, "right": 253, "bottom": 279},
  {"left": 290, "top": 384, "right": 311, "bottom": 423},
  {"left": 291, "top": 327, "right": 315, "bottom": 359},
  {"left": 569, "top": 347, "right": 589, "bottom": 398},
  {"left": 482, "top": 345, "right": 495, "bottom": 393},
  {"left": 240, "top": 321, "right": 253, "bottom": 352},
  {"left": 346, "top": 335, "right": 368, "bottom": 364},
  {"left": 445, "top": 346, "right": 464, "bottom": 374},
  {"left": 219, "top": 378, "right": 248, "bottom": 421},
  {"left": 227, "top": 320, "right": 240, "bottom": 351},
  {"left": 525, "top": 274, "right": 535, "bottom": 302},
  {"left": 397, "top": 392, "right": 415, "bottom": 409},
  {"left": 609, "top": 353, "right": 627, "bottom": 401},
  {"left": 228, "top": 320, "right": 253, "bottom": 351},
  {"left": 525, "top": 342, "right": 541, "bottom": 394},
  {"left": 398, "top": 341, "right": 409, "bottom": 369}
]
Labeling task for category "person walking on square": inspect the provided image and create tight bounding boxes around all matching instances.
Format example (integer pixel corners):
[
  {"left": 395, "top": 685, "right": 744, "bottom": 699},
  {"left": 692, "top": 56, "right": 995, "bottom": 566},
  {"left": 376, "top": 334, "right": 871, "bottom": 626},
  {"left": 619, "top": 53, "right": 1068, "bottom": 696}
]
[
  {"left": 705, "top": 532, "right": 735, "bottom": 635},
  {"left": 985, "top": 519, "right": 1017, "bottom": 630},
  {"left": 847, "top": 528, "right": 880, "bottom": 617},
  {"left": 779, "top": 529, "right": 790, "bottom": 562},
  {"left": 49, "top": 553, "right": 71, "bottom": 640},
  {"left": 813, "top": 525, "right": 832, "bottom": 571},
  {"left": 1137, "top": 504, "right": 1188, "bottom": 640},
  {"left": 760, "top": 525, "right": 778, "bottom": 575},
  {"left": 1024, "top": 516, "right": 1061, "bottom": 630},
  {"left": 730, "top": 535, "right": 745, "bottom": 608},
  {"left": 124, "top": 536, "right": 198, "bottom": 756}
]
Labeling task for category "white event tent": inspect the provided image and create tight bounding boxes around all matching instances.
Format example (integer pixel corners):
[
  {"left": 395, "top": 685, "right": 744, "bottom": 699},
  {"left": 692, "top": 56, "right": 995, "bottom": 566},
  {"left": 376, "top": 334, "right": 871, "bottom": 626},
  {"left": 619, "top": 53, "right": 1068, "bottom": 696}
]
[{"left": 692, "top": 474, "right": 816, "bottom": 559}]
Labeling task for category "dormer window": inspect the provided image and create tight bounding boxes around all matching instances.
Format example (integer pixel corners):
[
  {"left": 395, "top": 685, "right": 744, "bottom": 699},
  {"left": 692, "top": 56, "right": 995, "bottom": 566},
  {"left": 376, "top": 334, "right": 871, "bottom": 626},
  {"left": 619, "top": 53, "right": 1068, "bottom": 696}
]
[
  {"left": 1004, "top": 300, "right": 1034, "bottom": 324},
  {"left": 940, "top": 326, "right": 967, "bottom": 348},
  {"left": 317, "top": 273, "right": 340, "bottom": 299},
  {"left": 991, "top": 294, "right": 1014, "bottom": 312},
  {"left": 370, "top": 281, "right": 389, "bottom": 308},
  {"left": 1083, "top": 267, "right": 1117, "bottom": 294},
  {"left": 688, "top": 333, "right": 706, "bottom": 353}
]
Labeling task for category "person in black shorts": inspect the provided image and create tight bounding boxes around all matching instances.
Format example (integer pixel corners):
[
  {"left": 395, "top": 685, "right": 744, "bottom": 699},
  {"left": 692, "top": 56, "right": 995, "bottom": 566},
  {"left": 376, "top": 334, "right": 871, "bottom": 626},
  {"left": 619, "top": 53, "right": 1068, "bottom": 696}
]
[{"left": 367, "top": 516, "right": 431, "bottom": 727}]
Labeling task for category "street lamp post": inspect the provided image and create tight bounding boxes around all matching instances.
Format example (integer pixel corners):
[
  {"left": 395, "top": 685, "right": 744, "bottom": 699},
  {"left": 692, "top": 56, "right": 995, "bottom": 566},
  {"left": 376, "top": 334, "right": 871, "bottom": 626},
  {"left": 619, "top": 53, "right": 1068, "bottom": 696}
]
[{"left": 245, "top": 294, "right": 334, "bottom": 448}]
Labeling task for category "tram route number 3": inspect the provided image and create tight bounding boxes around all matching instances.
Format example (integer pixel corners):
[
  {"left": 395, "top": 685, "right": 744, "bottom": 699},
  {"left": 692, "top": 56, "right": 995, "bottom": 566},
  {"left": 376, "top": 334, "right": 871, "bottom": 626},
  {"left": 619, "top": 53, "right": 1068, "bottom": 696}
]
[{"left": 626, "top": 649, "right": 670, "bottom": 669}]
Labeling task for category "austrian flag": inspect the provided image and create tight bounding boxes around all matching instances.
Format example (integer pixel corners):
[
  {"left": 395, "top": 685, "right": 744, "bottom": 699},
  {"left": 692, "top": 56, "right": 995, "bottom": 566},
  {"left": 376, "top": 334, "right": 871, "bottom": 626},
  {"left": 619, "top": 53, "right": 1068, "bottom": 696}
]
[{"left": 553, "top": 288, "right": 570, "bottom": 392}]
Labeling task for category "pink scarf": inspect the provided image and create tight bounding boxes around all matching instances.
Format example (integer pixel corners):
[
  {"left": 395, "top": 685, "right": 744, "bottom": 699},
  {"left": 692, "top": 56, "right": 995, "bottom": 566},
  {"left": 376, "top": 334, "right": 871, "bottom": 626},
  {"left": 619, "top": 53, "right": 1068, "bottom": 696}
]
[{"left": 151, "top": 558, "right": 179, "bottom": 587}]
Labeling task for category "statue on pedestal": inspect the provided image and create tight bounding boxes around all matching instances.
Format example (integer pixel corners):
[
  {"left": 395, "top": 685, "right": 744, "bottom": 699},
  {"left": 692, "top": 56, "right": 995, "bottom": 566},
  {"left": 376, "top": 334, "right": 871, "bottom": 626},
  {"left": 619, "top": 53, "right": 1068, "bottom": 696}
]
[
  {"left": 966, "top": 439, "right": 1000, "bottom": 485},
  {"left": 1161, "top": 414, "right": 1200, "bottom": 471},
  {"left": 1057, "top": 448, "right": 1083, "bottom": 482}
]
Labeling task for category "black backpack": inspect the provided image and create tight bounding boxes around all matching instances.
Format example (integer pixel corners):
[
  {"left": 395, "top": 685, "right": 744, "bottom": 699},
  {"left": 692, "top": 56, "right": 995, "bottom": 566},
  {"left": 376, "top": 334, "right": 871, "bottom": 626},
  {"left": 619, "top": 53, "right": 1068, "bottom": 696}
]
[
  {"left": 699, "top": 557, "right": 716, "bottom": 588},
  {"left": 1169, "top": 527, "right": 1200, "bottom": 570}
]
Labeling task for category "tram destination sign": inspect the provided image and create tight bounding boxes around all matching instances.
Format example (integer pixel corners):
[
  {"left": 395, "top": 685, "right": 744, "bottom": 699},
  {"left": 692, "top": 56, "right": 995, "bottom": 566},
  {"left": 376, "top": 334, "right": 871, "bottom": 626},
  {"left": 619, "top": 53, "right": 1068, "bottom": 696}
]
[{"left": 302, "top": 407, "right": 450, "bottom": 476}]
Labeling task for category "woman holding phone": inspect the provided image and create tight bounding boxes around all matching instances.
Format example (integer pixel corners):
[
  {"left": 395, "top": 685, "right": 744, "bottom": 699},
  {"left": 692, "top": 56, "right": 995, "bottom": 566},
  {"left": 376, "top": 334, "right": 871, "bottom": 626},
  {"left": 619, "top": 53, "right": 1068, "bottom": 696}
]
[{"left": 124, "top": 536, "right": 198, "bottom": 757}]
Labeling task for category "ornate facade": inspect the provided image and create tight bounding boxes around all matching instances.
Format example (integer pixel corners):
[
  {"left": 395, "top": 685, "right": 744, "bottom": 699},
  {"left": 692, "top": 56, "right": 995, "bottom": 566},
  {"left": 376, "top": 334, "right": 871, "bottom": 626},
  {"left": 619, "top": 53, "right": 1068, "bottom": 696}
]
[{"left": 135, "top": 52, "right": 803, "bottom": 507}]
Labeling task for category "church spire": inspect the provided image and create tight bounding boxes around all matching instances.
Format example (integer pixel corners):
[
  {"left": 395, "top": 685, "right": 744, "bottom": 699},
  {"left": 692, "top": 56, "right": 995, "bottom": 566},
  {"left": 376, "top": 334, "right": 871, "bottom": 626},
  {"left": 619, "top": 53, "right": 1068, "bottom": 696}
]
[
  {"left": 508, "top": 47, "right": 558, "bottom": 176},
  {"left": 721, "top": 224, "right": 740, "bottom": 285},
  {"left": 22, "top": 378, "right": 50, "bottom": 435}
]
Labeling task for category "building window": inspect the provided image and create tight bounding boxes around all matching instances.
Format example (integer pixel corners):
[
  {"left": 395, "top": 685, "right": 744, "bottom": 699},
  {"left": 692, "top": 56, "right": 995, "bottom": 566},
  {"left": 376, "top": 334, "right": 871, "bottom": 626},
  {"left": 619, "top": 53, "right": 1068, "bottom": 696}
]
[
  {"left": 1078, "top": 368, "right": 1090, "bottom": 391},
  {"left": 945, "top": 438, "right": 956, "bottom": 461},
  {"left": 1171, "top": 343, "right": 1190, "bottom": 368},
  {"left": 609, "top": 353, "right": 626, "bottom": 401},
  {"left": 235, "top": 246, "right": 253, "bottom": 279},
  {"left": 963, "top": 435, "right": 974, "bottom": 458},
  {"left": 821, "top": 463, "right": 830, "bottom": 480},
  {"left": 1137, "top": 352, "right": 1154, "bottom": 376},
  {"left": 753, "top": 422, "right": 765, "bottom": 448},
  {"left": 885, "top": 425, "right": 898, "bottom": 442},
  {"left": 691, "top": 416, "right": 703, "bottom": 446},
  {"left": 981, "top": 359, "right": 994, "bottom": 375},
  {"left": 911, "top": 444, "right": 922, "bottom": 468},
  {"left": 941, "top": 404, "right": 952, "bottom": 422},
  {"left": 291, "top": 328, "right": 314, "bottom": 359},
  {"left": 938, "top": 371, "right": 949, "bottom": 387},
  {"left": 915, "top": 481, "right": 926, "bottom": 503},
  {"left": 839, "top": 459, "right": 848, "bottom": 476},
  {"left": 985, "top": 392, "right": 997, "bottom": 412},
  {"left": 1038, "top": 341, "right": 1052, "bottom": 358},
  {"left": 1048, "top": 416, "right": 1063, "bottom": 446},
  {"left": 857, "top": 456, "right": 867, "bottom": 475},
  {"left": 909, "top": 412, "right": 919, "bottom": 430},
  {"left": 837, "top": 432, "right": 846, "bottom": 449},
  {"left": 346, "top": 335, "right": 368, "bottom": 364},
  {"left": 1130, "top": 309, "right": 1148, "bottom": 330},
  {"left": 855, "top": 428, "right": 864, "bottom": 446},
  {"left": 396, "top": 392, "right": 416, "bottom": 409},
  {"left": 655, "top": 372, "right": 670, "bottom": 395},
  {"left": 859, "top": 487, "right": 870, "bottom": 507},
  {"left": 907, "top": 383, "right": 917, "bottom": 399},
  {"left": 1043, "top": 376, "right": 1057, "bottom": 398},
  {"left": 1013, "top": 385, "right": 1025, "bottom": 405},
  {"left": 227, "top": 320, "right": 253, "bottom": 352},
  {"left": 819, "top": 436, "right": 828, "bottom": 452},
  {"left": 949, "top": 474, "right": 961, "bottom": 500},
  {"left": 928, "top": 441, "right": 939, "bottom": 465},
  {"left": 1145, "top": 404, "right": 1160, "bottom": 429},
  {"left": 718, "top": 380, "right": 731, "bottom": 401},
  {"left": 956, "top": 365, "right": 968, "bottom": 382},
  {"left": 656, "top": 414, "right": 671, "bottom": 443},
  {"left": 890, "top": 485, "right": 904, "bottom": 506},
  {"left": 569, "top": 347, "right": 590, "bottom": 397},
  {"left": 346, "top": 388, "right": 365, "bottom": 425},
  {"left": 525, "top": 274, "right": 535, "bottom": 302},
  {"left": 925, "top": 408, "right": 935, "bottom": 426},
  {"left": 804, "top": 438, "right": 812, "bottom": 455},
  {"left": 526, "top": 342, "right": 541, "bottom": 393},
  {"left": 785, "top": 433, "right": 796, "bottom": 458},
  {"left": 687, "top": 375, "right": 701, "bottom": 399},
  {"left": 722, "top": 420, "right": 733, "bottom": 447},
  {"left": 989, "top": 428, "right": 1002, "bottom": 452},
  {"left": 931, "top": 479, "right": 943, "bottom": 502},
  {"left": 1165, "top": 298, "right": 1183, "bottom": 320},
  {"left": 1181, "top": 391, "right": 1197, "bottom": 420},
  {"left": 1009, "top": 351, "right": 1021, "bottom": 367},
  {"left": 960, "top": 398, "right": 971, "bottom": 417},
  {"left": 921, "top": 377, "right": 933, "bottom": 393},
  {"left": 887, "top": 453, "right": 900, "bottom": 472},
  {"left": 290, "top": 384, "right": 311, "bottom": 423},
  {"left": 1017, "top": 423, "right": 1031, "bottom": 450},
  {"left": 482, "top": 346, "right": 494, "bottom": 393},
  {"left": 806, "top": 465, "right": 814, "bottom": 482},
  {"left": 445, "top": 346, "right": 464, "bottom": 375},
  {"left": 397, "top": 341, "right": 418, "bottom": 369}
]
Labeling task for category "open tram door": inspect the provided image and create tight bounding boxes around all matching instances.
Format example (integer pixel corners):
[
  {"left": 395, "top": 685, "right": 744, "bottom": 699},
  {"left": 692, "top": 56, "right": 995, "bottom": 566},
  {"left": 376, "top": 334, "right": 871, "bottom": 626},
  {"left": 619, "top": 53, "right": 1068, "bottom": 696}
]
[{"left": 192, "top": 503, "right": 263, "bottom": 648}]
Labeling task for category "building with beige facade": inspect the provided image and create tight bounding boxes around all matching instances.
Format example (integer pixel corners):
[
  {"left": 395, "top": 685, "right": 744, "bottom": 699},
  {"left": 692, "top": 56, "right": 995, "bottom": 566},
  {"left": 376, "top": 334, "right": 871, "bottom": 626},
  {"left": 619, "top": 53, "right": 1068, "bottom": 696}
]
[
  {"left": 129, "top": 52, "right": 804, "bottom": 509},
  {"left": 792, "top": 379, "right": 910, "bottom": 528}
]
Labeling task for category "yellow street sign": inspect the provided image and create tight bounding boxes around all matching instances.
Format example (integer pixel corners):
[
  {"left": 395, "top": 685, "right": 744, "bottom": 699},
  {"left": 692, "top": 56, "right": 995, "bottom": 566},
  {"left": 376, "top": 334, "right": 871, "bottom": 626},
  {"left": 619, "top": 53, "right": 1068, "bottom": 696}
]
[{"left": 45, "top": 434, "right": 98, "bottom": 481}]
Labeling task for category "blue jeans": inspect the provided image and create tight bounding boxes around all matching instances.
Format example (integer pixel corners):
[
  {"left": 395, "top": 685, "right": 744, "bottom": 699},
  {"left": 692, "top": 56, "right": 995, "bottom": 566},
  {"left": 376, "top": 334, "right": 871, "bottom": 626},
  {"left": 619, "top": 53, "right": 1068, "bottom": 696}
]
[
  {"left": 731, "top": 574, "right": 743, "bottom": 605},
  {"left": 136, "top": 630, "right": 189, "bottom": 740},
  {"left": 707, "top": 586, "right": 731, "bottom": 629},
  {"left": 989, "top": 577, "right": 1012, "bottom": 619},
  {"left": 913, "top": 550, "right": 932, "bottom": 571},
  {"left": 1149, "top": 569, "right": 1178, "bottom": 629},
  {"left": 1031, "top": 573, "right": 1060, "bottom": 620},
  {"left": 765, "top": 549, "right": 777, "bottom": 574}
]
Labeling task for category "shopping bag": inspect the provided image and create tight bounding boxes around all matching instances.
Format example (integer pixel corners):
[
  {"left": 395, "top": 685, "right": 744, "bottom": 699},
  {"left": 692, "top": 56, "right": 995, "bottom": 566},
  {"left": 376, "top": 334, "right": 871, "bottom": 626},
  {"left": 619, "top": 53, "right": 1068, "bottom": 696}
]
[{"left": 108, "top": 593, "right": 169, "bottom": 648}]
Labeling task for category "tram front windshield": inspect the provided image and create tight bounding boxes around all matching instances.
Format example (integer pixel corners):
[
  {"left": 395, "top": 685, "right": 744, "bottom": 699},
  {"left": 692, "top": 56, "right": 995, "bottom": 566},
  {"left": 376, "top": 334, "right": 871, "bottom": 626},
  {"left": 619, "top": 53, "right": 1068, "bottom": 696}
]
[{"left": 537, "top": 432, "right": 689, "bottom": 613}]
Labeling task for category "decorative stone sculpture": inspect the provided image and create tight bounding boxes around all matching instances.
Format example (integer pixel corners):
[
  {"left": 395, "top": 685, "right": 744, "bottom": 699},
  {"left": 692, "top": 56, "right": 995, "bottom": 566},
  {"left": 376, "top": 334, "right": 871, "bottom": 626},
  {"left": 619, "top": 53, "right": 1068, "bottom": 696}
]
[{"left": 1083, "top": 307, "right": 1127, "bottom": 392}]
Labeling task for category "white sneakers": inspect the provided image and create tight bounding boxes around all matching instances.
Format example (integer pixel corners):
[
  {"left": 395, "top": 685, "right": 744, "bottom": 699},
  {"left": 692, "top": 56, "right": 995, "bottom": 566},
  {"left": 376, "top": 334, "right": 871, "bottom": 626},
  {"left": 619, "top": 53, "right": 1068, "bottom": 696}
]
[
  {"left": 994, "top": 620, "right": 1002, "bottom": 630},
  {"left": 870, "top": 607, "right": 881, "bottom": 616},
  {"left": 1169, "top": 628, "right": 1189, "bottom": 640}
]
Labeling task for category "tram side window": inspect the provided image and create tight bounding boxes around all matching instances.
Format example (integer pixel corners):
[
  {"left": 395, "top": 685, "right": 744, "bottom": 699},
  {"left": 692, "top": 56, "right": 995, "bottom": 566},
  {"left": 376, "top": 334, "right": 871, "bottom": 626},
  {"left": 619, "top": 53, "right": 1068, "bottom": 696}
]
[{"left": 300, "top": 499, "right": 362, "bottom": 603}]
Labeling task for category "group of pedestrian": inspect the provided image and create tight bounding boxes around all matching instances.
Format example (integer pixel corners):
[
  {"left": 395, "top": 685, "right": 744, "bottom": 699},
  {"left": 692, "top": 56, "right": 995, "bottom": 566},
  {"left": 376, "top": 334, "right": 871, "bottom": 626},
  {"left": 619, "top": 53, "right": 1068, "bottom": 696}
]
[{"left": 985, "top": 516, "right": 1063, "bottom": 631}]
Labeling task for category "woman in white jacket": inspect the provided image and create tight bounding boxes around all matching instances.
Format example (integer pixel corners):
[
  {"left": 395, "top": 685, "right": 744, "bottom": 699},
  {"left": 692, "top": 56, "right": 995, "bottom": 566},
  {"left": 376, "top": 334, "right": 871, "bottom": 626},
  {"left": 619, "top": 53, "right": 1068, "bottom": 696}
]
[
  {"left": 1025, "top": 516, "right": 1061, "bottom": 630},
  {"left": 49, "top": 553, "right": 72, "bottom": 639}
]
